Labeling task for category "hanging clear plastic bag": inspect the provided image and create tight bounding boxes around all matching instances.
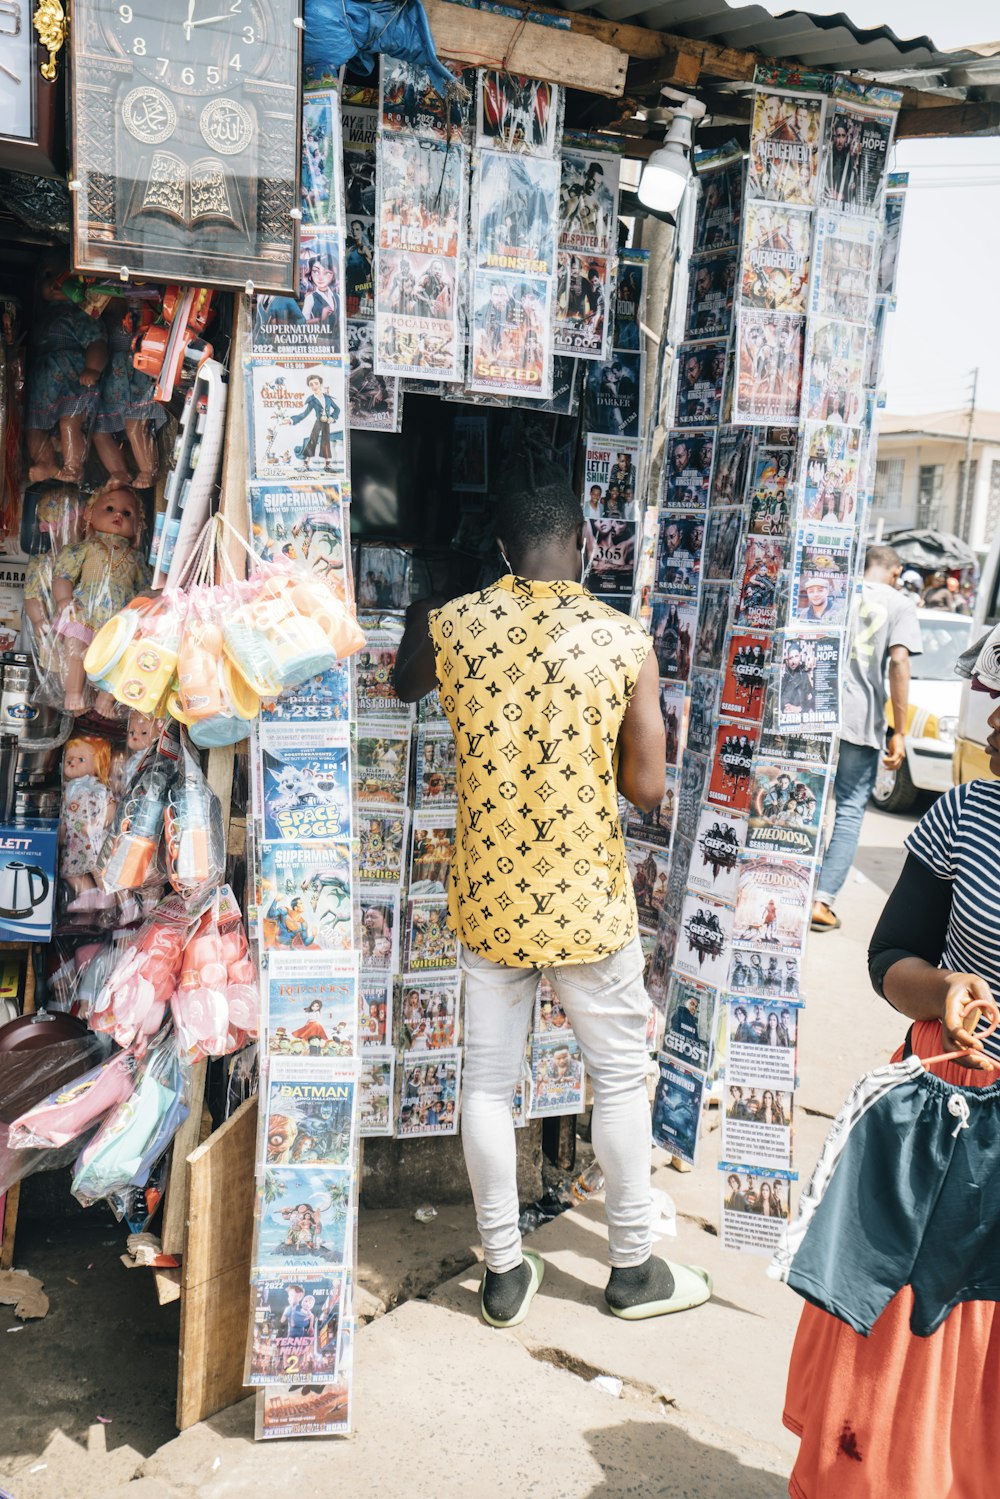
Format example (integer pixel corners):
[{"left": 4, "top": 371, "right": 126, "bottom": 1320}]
[
  {"left": 88, "top": 893, "right": 202, "bottom": 1054},
  {"left": 7, "top": 1047, "right": 138, "bottom": 1149},
  {"left": 163, "top": 734, "right": 226, "bottom": 898},
  {"left": 0, "top": 1028, "right": 107, "bottom": 1193},
  {"left": 170, "top": 885, "right": 258, "bottom": 1062},
  {"left": 97, "top": 735, "right": 175, "bottom": 895},
  {"left": 168, "top": 528, "right": 261, "bottom": 748},
  {"left": 71, "top": 1028, "right": 191, "bottom": 1207},
  {"left": 84, "top": 587, "right": 186, "bottom": 720}
]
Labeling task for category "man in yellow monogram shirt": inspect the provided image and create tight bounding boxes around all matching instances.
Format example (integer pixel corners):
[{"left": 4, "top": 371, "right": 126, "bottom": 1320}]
[{"left": 396, "top": 470, "right": 711, "bottom": 1328}]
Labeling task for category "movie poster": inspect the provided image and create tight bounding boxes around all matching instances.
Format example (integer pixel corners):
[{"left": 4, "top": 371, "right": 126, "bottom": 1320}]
[
  {"left": 719, "top": 1163, "right": 795, "bottom": 1254},
  {"left": 259, "top": 724, "right": 352, "bottom": 844},
  {"left": 555, "top": 145, "right": 619, "bottom": 359},
  {"left": 663, "top": 975, "right": 718, "bottom": 1074},
  {"left": 821, "top": 95, "right": 897, "bottom": 216},
  {"left": 652, "top": 1059, "right": 705, "bottom": 1165},
  {"left": 249, "top": 483, "right": 348, "bottom": 580},
  {"left": 675, "top": 888, "right": 734, "bottom": 991},
  {"left": 708, "top": 719, "right": 760, "bottom": 813},
  {"left": 686, "top": 249, "right": 737, "bottom": 338},
  {"left": 471, "top": 273, "right": 551, "bottom": 397},
  {"left": 651, "top": 595, "right": 697, "bottom": 682},
  {"left": 661, "top": 431, "right": 715, "bottom": 510},
  {"left": 477, "top": 70, "right": 561, "bottom": 156},
  {"left": 252, "top": 230, "right": 346, "bottom": 357},
  {"left": 659, "top": 681, "right": 685, "bottom": 766},
  {"left": 254, "top": 1166, "right": 352, "bottom": 1269},
  {"left": 678, "top": 751, "right": 708, "bottom": 832},
  {"left": 358, "top": 889, "right": 401, "bottom": 975},
  {"left": 585, "top": 353, "right": 642, "bottom": 438},
  {"left": 381, "top": 57, "right": 468, "bottom": 145},
  {"left": 404, "top": 896, "right": 458, "bottom": 971},
  {"left": 674, "top": 341, "right": 727, "bottom": 427},
  {"left": 731, "top": 854, "right": 812, "bottom": 977},
  {"left": 727, "top": 997, "right": 798, "bottom": 1084},
  {"left": 739, "top": 201, "right": 811, "bottom": 314},
  {"left": 302, "top": 90, "right": 342, "bottom": 228},
  {"left": 354, "top": 625, "right": 413, "bottom": 720},
  {"left": 775, "top": 631, "right": 842, "bottom": 731},
  {"left": 359, "top": 1048, "right": 394, "bottom": 1136},
  {"left": 802, "top": 314, "right": 868, "bottom": 428},
  {"left": 399, "top": 975, "right": 461, "bottom": 1050},
  {"left": 397, "top": 1048, "right": 461, "bottom": 1136},
  {"left": 264, "top": 1066, "right": 357, "bottom": 1171},
  {"left": 356, "top": 809, "right": 408, "bottom": 885},
  {"left": 260, "top": 841, "right": 354, "bottom": 954},
  {"left": 529, "top": 1034, "right": 584, "bottom": 1117},
  {"left": 809, "top": 213, "right": 877, "bottom": 324},
  {"left": 360, "top": 978, "right": 392, "bottom": 1047},
  {"left": 790, "top": 527, "right": 853, "bottom": 628},
  {"left": 247, "top": 1273, "right": 345, "bottom": 1386},
  {"left": 348, "top": 320, "right": 401, "bottom": 432},
  {"left": 263, "top": 953, "right": 359, "bottom": 1061},
  {"left": 355, "top": 725, "right": 411, "bottom": 809},
  {"left": 734, "top": 537, "right": 787, "bottom": 631},
  {"left": 799, "top": 423, "right": 863, "bottom": 527},
  {"left": 687, "top": 670, "right": 720, "bottom": 757},
  {"left": 413, "top": 726, "right": 458, "bottom": 810},
  {"left": 586, "top": 518, "right": 638, "bottom": 597},
  {"left": 408, "top": 814, "right": 456, "bottom": 896},
  {"left": 694, "top": 584, "right": 731, "bottom": 670},
  {"left": 713, "top": 426, "right": 754, "bottom": 506},
  {"left": 723, "top": 1084, "right": 794, "bottom": 1171},
  {"left": 655, "top": 512, "right": 704, "bottom": 598},
  {"left": 376, "top": 250, "right": 459, "bottom": 381},
  {"left": 703, "top": 508, "right": 745, "bottom": 583},
  {"left": 747, "top": 84, "right": 825, "bottom": 205},
  {"left": 246, "top": 358, "right": 347, "bottom": 482},
  {"left": 733, "top": 311, "right": 805, "bottom": 425},
  {"left": 342, "top": 103, "right": 378, "bottom": 318},
  {"left": 748, "top": 757, "right": 826, "bottom": 861},
  {"left": 257, "top": 1380, "right": 351, "bottom": 1439},
  {"left": 624, "top": 770, "right": 677, "bottom": 850},
  {"left": 721, "top": 631, "right": 771, "bottom": 722},
  {"left": 695, "top": 155, "right": 744, "bottom": 252},
  {"left": 626, "top": 841, "right": 673, "bottom": 932},
  {"left": 689, "top": 804, "right": 747, "bottom": 905},
  {"left": 878, "top": 180, "right": 907, "bottom": 299},
  {"left": 748, "top": 451, "right": 795, "bottom": 538},
  {"left": 612, "top": 253, "right": 646, "bottom": 352},
  {"left": 582, "top": 439, "right": 640, "bottom": 520}
]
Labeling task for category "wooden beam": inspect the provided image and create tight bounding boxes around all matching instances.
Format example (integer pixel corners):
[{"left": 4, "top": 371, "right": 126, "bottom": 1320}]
[
  {"left": 896, "top": 100, "right": 1000, "bottom": 138},
  {"left": 424, "top": 0, "right": 629, "bottom": 97}
]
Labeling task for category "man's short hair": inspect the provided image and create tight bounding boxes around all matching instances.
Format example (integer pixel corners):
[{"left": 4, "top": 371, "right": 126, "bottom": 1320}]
[
  {"left": 865, "top": 544, "right": 901, "bottom": 572},
  {"left": 495, "top": 454, "right": 581, "bottom": 565}
]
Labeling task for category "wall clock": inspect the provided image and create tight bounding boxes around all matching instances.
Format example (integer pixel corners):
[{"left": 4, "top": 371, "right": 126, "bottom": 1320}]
[
  {"left": 0, "top": 1, "right": 63, "bottom": 175},
  {"left": 69, "top": 0, "right": 302, "bottom": 291}
]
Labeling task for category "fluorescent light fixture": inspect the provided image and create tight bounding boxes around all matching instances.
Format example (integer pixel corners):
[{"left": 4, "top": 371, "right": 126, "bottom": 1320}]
[{"left": 637, "top": 97, "right": 706, "bottom": 216}]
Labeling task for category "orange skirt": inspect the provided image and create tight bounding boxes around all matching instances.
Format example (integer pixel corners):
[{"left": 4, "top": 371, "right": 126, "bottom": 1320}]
[{"left": 784, "top": 1021, "right": 1000, "bottom": 1498}]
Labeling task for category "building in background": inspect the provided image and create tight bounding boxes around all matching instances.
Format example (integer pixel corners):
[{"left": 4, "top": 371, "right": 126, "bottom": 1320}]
[{"left": 872, "top": 410, "right": 1000, "bottom": 553}]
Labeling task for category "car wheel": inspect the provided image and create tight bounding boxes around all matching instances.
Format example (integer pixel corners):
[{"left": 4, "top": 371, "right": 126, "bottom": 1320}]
[{"left": 871, "top": 759, "right": 918, "bottom": 813}]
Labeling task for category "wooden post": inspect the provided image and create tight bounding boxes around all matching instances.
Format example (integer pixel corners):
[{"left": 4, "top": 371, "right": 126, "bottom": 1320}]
[
  {"left": 161, "top": 296, "right": 250, "bottom": 1257},
  {"left": 0, "top": 942, "right": 36, "bottom": 1269}
]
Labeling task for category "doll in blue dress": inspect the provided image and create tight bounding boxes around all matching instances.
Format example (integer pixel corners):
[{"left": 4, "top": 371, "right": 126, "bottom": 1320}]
[{"left": 25, "top": 264, "right": 108, "bottom": 486}]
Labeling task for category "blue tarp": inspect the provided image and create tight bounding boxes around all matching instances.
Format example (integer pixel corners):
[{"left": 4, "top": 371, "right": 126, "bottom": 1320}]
[{"left": 304, "top": 0, "right": 455, "bottom": 94}]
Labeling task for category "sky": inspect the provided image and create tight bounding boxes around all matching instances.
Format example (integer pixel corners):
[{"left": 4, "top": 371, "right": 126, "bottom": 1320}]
[{"left": 753, "top": 0, "right": 1000, "bottom": 415}]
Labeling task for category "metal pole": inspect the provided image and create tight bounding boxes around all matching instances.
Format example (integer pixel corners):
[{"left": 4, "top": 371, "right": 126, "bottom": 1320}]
[{"left": 960, "top": 367, "right": 979, "bottom": 540}]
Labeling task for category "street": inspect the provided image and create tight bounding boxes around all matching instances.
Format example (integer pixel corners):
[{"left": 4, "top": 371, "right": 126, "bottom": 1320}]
[{"left": 0, "top": 803, "right": 919, "bottom": 1499}]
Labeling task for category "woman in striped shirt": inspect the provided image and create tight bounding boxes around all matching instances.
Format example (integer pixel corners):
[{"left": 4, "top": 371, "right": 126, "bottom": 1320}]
[{"left": 781, "top": 704, "right": 1000, "bottom": 1498}]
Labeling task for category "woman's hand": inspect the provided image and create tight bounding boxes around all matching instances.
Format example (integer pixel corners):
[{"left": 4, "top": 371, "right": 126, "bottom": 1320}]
[{"left": 942, "top": 973, "right": 999, "bottom": 1071}]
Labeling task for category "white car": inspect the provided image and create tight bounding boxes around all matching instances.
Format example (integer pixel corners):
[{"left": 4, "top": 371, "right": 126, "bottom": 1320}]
[{"left": 872, "top": 610, "right": 972, "bottom": 813}]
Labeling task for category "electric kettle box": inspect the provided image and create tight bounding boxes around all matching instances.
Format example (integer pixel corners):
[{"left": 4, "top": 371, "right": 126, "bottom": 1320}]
[{"left": 0, "top": 820, "right": 58, "bottom": 941}]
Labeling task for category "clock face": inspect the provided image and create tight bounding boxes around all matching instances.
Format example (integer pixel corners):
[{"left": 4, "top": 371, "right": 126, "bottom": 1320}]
[
  {"left": 105, "top": 0, "right": 273, "bottom": 98},
  {"left": 0, "top": 0, "right": 34, "bottom": 142},
  {"left": 71, "top": 0, "right": 300, "bottom": 291}
]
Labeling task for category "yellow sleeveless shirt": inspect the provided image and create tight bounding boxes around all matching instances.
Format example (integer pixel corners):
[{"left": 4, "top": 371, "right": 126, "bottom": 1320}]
[{"left": 429, "top": 573, "right": 652, "bottom": 967}]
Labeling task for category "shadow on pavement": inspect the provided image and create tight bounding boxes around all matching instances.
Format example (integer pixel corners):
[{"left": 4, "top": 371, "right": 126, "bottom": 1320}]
[{"left": 583, "top": 1416, "right": 788, "bottom": 1498}]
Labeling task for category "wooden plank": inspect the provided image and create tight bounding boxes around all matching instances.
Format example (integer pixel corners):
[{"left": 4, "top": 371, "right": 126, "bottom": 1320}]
[
  {"left": 896, "top": 101, "right": 1000, "bottom": 138},
  {"left": 176, "top": 1096, "right": 258, "bottom": 1430},
  {"left": 424, "top": 0, "right": 628, "bottom": 97},
  {"left": 161, "top": 296, "right": 250, "bottom": 1257},
  {"left": 0, "top": 1182, "right": 20, "bottom": 1271}
]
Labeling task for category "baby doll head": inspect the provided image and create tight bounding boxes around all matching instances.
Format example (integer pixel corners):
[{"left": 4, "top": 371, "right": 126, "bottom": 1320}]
[
  {"left": 86, "top": 484, "right": 141, "bottom": 546},
  {"left": 127, "top": 711, "right": 159, "bottom": 755},
  {"left": 64, "top": 735, "right": 112, "bottom": 785}
]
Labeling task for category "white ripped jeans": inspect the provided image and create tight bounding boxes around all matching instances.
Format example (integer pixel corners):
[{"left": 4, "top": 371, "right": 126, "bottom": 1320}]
[{"left": 460, "top": 935, "right": 653, "bottom": 1274}]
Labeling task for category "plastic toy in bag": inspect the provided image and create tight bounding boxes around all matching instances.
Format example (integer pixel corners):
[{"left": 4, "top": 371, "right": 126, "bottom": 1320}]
[
  {"left": 98, "top": 755, "right": 173, "bottom": 893},
  {"left": 71, "top": 1030, "right": 190, "bottom": 1206},
  {"left": 168, "top": 583, "right": 259, "bottom": 747},
  {"left": 88, "top": 896, "right": 195, "bottom": 1053},
  {"left": 60, "top": 733, "right": 116, "bottom": 911},
  {"left": 85, "top": 588, "right": 185, "bottom": 718},
  {"left": 7, "top": 1048, "right": 137, "bottom": 1149},
  {"left": 170, "top": 887, "right": 258, "bottom": 1062},
  {"left": 163, "top": 737, "right": 225, "bottom": 897}
]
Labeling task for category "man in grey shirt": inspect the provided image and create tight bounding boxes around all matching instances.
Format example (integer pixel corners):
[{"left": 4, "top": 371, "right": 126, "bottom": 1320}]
[{"left": 812, "top": 545, "right": 923, "bottom": 931}]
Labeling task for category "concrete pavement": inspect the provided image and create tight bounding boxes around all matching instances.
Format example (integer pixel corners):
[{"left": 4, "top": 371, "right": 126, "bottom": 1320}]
[{"left": 0, "top": 804, "right": 919, "bottom": 1499}]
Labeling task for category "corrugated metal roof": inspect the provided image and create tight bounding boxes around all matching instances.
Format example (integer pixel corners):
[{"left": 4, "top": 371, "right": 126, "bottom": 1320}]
[{"left": 551, "top": 1, "right": 981, "bottom": 73}]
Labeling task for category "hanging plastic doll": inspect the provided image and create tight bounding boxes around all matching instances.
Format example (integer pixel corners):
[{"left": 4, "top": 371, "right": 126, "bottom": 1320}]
[
  {"left": 50, "top": 484, "right": 149, "bottom": 712},
  {"left": 60, "top": 734, "right": 114, "bottom": 911},
  {"left": 91, "top": 301, "right": 166, "bottom": 490},
  {"left": 24, "top": 263, "right": 108, "bottom": 486},
  {"left": 110, "top": 710, "right": 161, "bottom": 800},
  {"left": 22, "top": 482, "right": 85, "bottom": 657}
]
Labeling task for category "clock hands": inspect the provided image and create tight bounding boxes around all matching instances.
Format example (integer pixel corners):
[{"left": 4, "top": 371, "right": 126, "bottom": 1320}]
[
  {"left": 0, "top": 62, "right": 20, "bottom": 83},
  {"left": 189, "top": 13, "right": 230, "bottom": 25},
  {"left": 184, "top": 0, "right": 197, "bottom": 41}
]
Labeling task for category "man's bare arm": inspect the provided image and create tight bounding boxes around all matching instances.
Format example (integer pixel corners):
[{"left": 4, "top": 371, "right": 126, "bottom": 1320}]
[
  {"left": 393, "top": 598, "right": 444, "bottom": 703},
  {"left": 617, "top": 649, "right": 666, "bottom": 812}
]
